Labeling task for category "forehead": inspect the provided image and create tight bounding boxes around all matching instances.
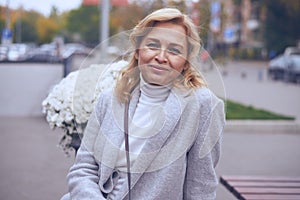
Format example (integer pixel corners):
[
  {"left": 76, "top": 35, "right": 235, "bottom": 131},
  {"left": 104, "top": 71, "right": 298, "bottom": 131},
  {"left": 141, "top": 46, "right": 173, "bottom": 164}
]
[{"left": 144, "top": 22, "right": 187, "bottom": 44}]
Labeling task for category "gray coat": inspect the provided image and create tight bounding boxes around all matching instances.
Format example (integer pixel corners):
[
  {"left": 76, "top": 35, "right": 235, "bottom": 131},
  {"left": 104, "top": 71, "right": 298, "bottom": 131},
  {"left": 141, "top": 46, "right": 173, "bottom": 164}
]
[{"left": 63, "top": 86, "right": 225, "bottom": 200}]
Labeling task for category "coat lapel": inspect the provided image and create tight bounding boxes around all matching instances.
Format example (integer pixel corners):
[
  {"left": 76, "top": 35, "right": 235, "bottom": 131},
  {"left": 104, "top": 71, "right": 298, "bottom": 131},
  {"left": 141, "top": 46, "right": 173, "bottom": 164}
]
[
  {"left": 95, "top": 87, "right": 141, "bottom": 187},
  {"left": 127, "top": 88, "right": 192, "bottom": 192}
]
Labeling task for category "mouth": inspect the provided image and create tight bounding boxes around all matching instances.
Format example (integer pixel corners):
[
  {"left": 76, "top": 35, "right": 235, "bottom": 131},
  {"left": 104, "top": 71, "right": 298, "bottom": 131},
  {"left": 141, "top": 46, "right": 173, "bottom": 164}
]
[{"left": 148, "top": 64, "right": 169, "bottom": 72}]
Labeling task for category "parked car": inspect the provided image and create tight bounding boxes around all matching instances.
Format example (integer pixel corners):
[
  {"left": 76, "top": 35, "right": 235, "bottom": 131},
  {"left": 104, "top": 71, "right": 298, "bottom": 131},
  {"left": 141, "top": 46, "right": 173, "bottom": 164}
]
[
  {"left": 26, "top": 43, "right": 62, "bottom": 63},
  {"left": 283, "top": 55, "right": 300, "bottom": 83},
  {"left": 284, "top": 47, "right": 300, "bottom": 56},
  {"left": 0, "top": 45, "right": 9, "bottom": 61},
  {"left": 62, "top": 43, "right": 91, "bottom": 58},
  {"left": 268, "top": 54, "right": 300, "bottom": 83},
  {"left": 7, "top": 43, "right": 32, "bottom": 62},
  {"left": 268, "top": 55, "right": 288, "bottom": 80}
]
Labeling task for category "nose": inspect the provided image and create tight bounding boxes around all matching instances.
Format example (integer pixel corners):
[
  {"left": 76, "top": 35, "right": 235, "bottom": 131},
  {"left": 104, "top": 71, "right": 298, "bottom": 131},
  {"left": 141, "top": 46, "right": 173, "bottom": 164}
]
[{"left": 155, "top": 49, "right": 168, "bottom": 64}]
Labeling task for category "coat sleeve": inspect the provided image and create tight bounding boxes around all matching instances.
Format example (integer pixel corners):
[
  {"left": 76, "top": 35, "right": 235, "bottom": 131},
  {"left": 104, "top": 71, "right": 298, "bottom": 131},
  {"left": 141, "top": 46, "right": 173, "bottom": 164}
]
[
  {"left": 66, "top": 93, "right": 108, "bottom": 200},
  {"left": 184, "top": 92, "right": 225, "bottom": 200}
]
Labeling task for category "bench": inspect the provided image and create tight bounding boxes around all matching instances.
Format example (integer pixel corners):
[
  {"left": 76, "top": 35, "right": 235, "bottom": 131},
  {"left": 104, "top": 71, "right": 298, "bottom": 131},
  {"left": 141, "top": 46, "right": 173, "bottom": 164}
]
[{"left": 220, "top": 175, "right": 300, "bottom": 200}]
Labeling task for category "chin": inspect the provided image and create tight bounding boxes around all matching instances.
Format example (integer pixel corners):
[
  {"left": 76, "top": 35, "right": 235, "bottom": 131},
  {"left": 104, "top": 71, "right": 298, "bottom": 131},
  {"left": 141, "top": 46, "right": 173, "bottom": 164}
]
[{"left": 148, "top": 79, "right": 172, "bottom": 86}]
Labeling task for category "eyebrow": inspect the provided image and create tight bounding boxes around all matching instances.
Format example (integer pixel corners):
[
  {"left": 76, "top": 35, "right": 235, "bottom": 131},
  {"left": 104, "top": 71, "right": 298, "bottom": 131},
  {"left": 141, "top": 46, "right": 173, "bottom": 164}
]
[{"left": 145, "top": 37, "right": 185, "bottom": 50}]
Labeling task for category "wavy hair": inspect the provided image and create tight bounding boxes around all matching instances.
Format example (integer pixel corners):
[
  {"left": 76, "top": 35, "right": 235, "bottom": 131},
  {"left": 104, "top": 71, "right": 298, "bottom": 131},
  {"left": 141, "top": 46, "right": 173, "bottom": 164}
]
[{"left": 115, "top": 8, "right": 206, "bottom": 103}]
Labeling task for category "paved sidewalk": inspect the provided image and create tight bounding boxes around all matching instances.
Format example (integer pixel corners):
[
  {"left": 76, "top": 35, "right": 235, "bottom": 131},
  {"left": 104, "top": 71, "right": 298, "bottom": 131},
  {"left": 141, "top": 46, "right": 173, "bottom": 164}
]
[
  {"left": 225, "top": 119, "right": 300, "bottom": 134},
  {"left": 1, "top": 116, "right": 299, "bottom": 200},
  {"left": 0, "top": 117, "right": 74, "bottom": 200},
  {"left": 216, "top": 130, "right": 300, "bottom": 200}
]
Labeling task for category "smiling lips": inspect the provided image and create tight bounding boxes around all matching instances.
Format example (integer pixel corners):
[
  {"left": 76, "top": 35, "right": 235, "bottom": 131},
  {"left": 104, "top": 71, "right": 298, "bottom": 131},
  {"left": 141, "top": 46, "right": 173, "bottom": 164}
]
[{"left": 148, "top": 64, "right": 170, "bottom": 72}]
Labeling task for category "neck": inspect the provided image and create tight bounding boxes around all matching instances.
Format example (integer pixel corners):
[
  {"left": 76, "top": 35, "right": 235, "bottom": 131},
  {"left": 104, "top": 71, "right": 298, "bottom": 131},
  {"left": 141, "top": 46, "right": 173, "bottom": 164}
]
[{"left": 139, "top": 74, "right": 172, "bottom": 104}]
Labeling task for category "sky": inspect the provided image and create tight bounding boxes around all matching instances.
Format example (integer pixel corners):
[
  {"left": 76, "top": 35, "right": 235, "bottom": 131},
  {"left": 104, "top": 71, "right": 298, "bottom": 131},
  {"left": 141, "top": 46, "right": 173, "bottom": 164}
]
[
  {"left": 1, "top": 0, "right": 202, "bottom": 16},
  {"left": 1, "top": 0, "right": 82, "bottom": 16}
]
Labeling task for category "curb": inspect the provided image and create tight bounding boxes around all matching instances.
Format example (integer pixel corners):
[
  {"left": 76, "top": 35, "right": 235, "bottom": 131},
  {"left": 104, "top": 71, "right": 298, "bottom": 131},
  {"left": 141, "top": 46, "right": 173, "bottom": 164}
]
[{"left": 224, "top": 120, "right": 300, "bottom": 134}]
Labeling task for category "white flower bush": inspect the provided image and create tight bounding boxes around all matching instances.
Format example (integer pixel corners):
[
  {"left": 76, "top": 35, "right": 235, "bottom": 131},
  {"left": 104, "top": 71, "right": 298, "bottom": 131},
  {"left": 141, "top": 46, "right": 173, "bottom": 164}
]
[{"left": 42, "top": 60, "right": 128, "bottom": 154}]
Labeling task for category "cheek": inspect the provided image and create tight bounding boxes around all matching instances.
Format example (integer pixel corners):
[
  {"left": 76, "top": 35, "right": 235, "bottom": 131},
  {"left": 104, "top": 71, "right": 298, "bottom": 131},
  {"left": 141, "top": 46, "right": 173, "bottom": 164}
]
[
  {"left": 137, "top": 49, "right": 155, "bottom": 64},
  {"left": 170, "top": 56, "right": 187, "bottom": 72}
]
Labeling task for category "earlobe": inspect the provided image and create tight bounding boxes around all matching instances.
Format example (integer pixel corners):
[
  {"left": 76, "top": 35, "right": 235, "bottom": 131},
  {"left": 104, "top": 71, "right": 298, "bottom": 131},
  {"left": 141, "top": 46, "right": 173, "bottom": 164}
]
[
  {"left": 183, "top": 62, "right": 188, "bottom": 70},
  {"left": 134, "top": 51, "right": 139, "bottom": 60}
]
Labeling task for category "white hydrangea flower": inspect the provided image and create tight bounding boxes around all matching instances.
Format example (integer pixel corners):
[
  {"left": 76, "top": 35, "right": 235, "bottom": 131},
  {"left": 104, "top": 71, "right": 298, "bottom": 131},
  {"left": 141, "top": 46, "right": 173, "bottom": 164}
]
[{"left": 42, "top": 61, "right": 128, "bottom": 153}]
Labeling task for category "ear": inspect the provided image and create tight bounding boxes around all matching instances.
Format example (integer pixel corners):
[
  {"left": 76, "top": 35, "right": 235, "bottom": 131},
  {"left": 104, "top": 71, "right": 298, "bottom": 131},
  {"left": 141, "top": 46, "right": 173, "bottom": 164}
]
[
  {"left": 183, "top": 62, "right": 189, "bottom": 70},
  {"left": 134, "top": 50, "right": 139, "bottom": 60}
]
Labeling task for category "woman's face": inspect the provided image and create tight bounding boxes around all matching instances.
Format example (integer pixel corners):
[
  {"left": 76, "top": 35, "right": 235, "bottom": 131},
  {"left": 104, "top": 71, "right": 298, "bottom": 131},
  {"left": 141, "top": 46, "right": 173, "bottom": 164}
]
[{"left": 136, "top": 22, "right": 188, "bottom": 86}]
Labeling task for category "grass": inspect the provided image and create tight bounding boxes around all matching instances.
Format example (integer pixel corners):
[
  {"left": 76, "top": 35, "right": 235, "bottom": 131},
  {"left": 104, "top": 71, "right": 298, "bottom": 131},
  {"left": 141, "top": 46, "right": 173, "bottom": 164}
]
[{"left": 225, "top": 100, "right": 295, "bottom": 120}]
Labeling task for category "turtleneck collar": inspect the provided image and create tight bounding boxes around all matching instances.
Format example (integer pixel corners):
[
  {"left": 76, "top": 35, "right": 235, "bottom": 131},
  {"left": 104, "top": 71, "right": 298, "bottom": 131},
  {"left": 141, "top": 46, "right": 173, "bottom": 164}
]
[{"left": 139, "top": 74, "right": 172, "bottom": 104}]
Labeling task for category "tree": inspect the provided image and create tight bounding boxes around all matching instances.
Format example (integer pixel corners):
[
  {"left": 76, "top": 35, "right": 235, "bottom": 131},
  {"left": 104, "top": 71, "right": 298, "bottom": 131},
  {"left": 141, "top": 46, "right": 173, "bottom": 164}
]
[
  {"left": 36, "top": 16, "right": 60, "bottom": 43},
  {"left": 66, "top": 5, "right": 99, "bottom": 44},
  {"left": 0, "top": 6, "right": 6, "bottom": 33},
  {"left": 197, "top": 0, "right": 211, "bottom": 47},
  {"left": 13, "top": 18, "right": 38, "bottom": 43},
  {"left": 263, "top": 0, "right": 300, "bottom": 54},
  {"left": 167, "top": 0, "right": 187, "bottom": 13},
  {"left": 49, "top": 6, "right": 59, "bottom": 19},
  {"left": 110, "top": 3, "right": 145, "bottom": 34},
  {"left": 0, "top": 18, "right": 4, "bottom": 34},
  {"left": 10, "top": 10, "right": 42, "bottom": 43}
]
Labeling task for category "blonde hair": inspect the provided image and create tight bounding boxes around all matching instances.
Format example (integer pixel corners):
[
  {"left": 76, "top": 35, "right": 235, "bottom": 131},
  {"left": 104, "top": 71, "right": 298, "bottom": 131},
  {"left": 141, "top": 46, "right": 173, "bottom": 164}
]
[{"left": 115, "top": 8, "right": 207, "bottom": 103}]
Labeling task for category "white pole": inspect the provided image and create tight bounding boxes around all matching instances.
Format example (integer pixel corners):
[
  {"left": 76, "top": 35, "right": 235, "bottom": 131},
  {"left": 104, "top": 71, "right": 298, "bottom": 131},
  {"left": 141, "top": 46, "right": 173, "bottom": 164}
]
[
  {"left": 6, "top": 0, "right": 10, "bottom": 28},
  {"left": 100, "top": 0, "right": 110, "bottom": 58}
]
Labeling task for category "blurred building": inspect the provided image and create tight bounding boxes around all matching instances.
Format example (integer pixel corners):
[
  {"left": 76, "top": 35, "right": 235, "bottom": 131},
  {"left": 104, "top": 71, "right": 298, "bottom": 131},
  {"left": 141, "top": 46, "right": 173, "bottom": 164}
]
[
  {"left": 220, "top": 0, "right": 263, "bottom": 48},
  {"left": 193, "top": 0, "right": 264, "bottom": 59}
]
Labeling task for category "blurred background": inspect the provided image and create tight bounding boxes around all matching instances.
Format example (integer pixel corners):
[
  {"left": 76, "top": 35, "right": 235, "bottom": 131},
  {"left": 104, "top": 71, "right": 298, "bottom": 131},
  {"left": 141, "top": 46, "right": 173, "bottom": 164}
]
[
  {"left": 0, "top": 0, "right": 299, "bottom": 62},
  {"left": 0, "top": 0, "right": 300, "bottom": 200},
  {"left": 1, "top": 0, "right": 300, "bottom": 120}
]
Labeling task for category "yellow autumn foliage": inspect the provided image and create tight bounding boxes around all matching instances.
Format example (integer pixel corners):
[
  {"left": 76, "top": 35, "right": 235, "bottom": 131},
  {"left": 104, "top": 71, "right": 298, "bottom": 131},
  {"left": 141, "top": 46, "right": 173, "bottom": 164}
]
[{"left": 36, "top": 17, "right": 60, "bottom": 43}]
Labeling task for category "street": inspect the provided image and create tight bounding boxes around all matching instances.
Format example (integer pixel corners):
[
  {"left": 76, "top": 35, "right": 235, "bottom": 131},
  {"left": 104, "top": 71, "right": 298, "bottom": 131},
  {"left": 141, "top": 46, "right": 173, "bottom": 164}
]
[
  {"left": 204, "top": 60, "right": 300, "bottom": 120},
  {"left": 0, "top": 63, "right": 62, "bottom": 116},
  {"left": 1, "top": 60, "right": 300, "bottom": 119}
]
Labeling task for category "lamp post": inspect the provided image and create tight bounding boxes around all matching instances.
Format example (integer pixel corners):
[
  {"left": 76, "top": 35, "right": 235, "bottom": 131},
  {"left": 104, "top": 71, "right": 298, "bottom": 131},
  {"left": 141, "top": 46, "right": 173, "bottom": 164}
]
[
  {"left": 5, "top": 0, "right": 10, "bottom": 29},
  {"left": 99, "top": 0, "right": 110, "bottom": 62}
]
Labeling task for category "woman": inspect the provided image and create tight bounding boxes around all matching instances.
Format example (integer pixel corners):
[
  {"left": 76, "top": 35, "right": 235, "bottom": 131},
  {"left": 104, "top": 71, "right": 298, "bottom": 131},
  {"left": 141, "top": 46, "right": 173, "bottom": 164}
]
[{"left": 61, "top": 8, "right": 225, "bottom": 200}]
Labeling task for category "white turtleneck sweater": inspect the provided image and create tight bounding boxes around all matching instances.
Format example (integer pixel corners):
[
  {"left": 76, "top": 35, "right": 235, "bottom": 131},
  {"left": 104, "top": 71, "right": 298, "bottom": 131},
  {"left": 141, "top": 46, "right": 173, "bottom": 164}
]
[
  {"left": 116, "top": 75, "right": 172, "bottom": 171},
  {"left": 107, "top": 76, "right": 172, "bottom": 199}
]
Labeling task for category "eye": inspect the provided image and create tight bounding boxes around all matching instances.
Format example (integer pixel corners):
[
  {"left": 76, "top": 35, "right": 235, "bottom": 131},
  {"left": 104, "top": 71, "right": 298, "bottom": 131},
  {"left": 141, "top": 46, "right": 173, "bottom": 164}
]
[
  {"left": 146, "top": 42, "right": 160, "bottom": 49},
  {"left": 168, "top": 47, "right": 181, "bottom": 55}
]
